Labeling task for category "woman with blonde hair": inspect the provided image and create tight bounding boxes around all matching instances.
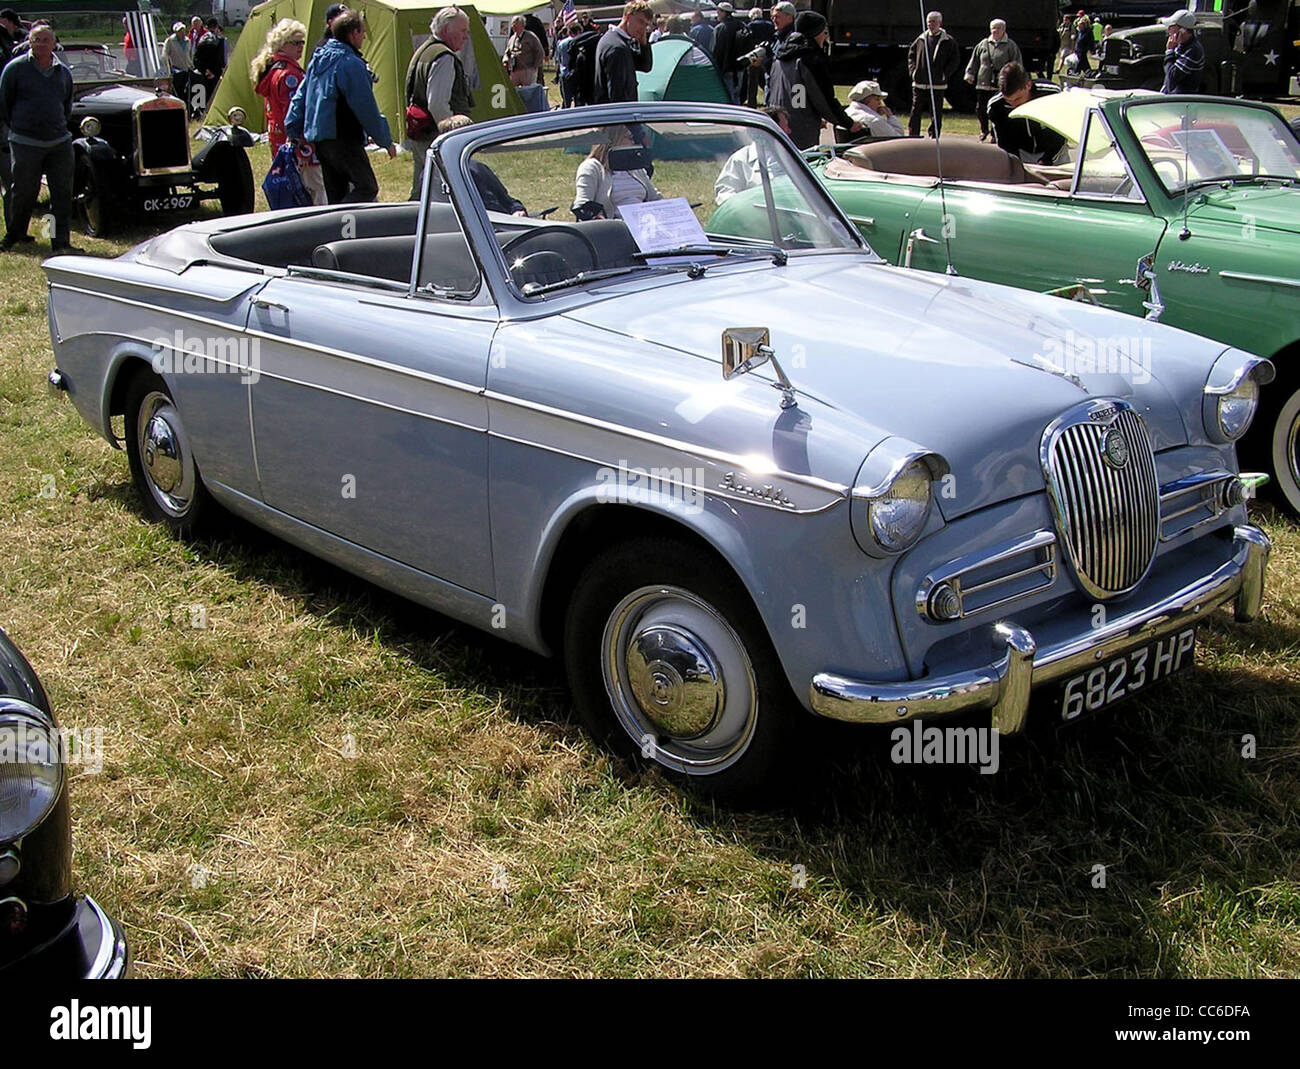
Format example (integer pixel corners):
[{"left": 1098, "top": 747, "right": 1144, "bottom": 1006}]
[{"left": 252, "top": 19, "right": 325, "bottom": 204}]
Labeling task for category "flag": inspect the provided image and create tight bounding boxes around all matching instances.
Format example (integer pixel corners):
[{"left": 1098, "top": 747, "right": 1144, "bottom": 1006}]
[{"left": 560, "top": 0, "right": 579, "bottom": 27}]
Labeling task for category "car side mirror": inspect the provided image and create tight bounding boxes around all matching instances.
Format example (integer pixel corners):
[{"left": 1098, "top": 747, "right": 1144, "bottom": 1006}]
[{"left": 722, "top": 327, "right": 797, "bottom": 408}]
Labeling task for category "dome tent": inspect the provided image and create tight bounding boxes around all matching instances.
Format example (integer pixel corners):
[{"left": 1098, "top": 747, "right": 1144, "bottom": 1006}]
[
  {"left": 637, "top": 36, "right": 730, "bottom": 105},
  {"left": 637, "top": 36, "right": 737, "bottom": 161},
  {"left": 208, "top": 0, "right": 524, "bottom": 139}
]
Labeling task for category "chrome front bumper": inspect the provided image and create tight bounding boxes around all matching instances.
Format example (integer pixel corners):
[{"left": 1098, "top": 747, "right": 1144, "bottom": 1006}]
[{"left": 810, "top": 524, "right": 1269, "bottom": 735}]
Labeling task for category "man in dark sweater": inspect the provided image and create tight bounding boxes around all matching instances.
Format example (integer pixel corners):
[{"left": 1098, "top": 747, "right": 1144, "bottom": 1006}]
[
  {"left": 0, "top": 23, "right": 79, "bottom": 252},
  {"left": 594, "top": 0, "right": 654, "bottom": 105}
]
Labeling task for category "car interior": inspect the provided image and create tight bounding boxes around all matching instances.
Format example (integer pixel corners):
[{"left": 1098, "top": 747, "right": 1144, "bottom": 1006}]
[
  {"left": 823, "top": 137, "right": 1089, "bottom": 195},
  {"left": 207, "top": 201, "right": 645, "bottom": 294}
]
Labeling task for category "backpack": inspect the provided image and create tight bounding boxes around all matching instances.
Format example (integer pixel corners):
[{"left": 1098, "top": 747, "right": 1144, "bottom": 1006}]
[{"left": 564, "top": 30, "right": 601, "bottom": 106}]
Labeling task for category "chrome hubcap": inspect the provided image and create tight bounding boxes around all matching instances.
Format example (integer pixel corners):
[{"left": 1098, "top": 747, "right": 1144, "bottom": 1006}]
[
  {"left": 143, "top": 414, "right": 181, "bottom": 492},
  {"left": 626, "top": 624, "right": 724, "bottom": 739},
  {"left": 136, "top": 391, "right": 194, "bottom": 518},
  {"left": 602, "top": 586, "right": 757, "bottom": 775}
]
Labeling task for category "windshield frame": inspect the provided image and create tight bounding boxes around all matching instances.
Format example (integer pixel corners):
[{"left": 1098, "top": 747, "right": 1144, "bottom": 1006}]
[{"left": 431, "top": 103, "right": 870, "bottom": 310}]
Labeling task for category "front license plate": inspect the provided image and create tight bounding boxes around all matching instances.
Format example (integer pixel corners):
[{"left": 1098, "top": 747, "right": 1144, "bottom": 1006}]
[
  {"left": 1104, "top": 64, "right": 1120, "bottom": 74},
  {"left": 142, "top": 193, "right": 194, "bottom": 213},
  {"left": 1058, "top": 628, "right": 1196, "bottom": 721}
]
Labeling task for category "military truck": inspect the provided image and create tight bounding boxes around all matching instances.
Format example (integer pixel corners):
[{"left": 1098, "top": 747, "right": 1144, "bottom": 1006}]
[
  {"left": 1066, "top": 1, "right": 1298, "bottom": 98},
  {"left": 812, "top": 0, "right": 1061, "bottom": 108}
]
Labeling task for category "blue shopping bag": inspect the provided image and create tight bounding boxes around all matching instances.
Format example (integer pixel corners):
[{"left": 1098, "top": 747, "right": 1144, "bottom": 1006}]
[{"left": 262, "top": 142, "right": 313, "bottom": 210}]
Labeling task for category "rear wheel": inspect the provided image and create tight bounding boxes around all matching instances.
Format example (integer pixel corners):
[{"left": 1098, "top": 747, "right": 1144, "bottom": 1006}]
[
  {"left": 124, "top": 370, "right": 216, "bottom": 537},
  {"left": 1260, "top": 384, "right": 1300, "bottom": 519},
  {"left": 564, "top": 537, "right": 803, "bottom": 802}
]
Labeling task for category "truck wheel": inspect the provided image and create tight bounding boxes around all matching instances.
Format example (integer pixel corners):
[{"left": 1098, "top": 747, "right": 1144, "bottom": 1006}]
[
  {"left": 564, "top": 537, "right": 804, "bottom": 803},
  {"left": 73, "top": 154, "right": 110, "bottom": 238}
]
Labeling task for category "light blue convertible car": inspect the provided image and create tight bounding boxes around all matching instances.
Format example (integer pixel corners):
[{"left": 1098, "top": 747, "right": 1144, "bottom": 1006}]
[{"left": 44, "top": 103, "right": 1272, "bottom": 798}]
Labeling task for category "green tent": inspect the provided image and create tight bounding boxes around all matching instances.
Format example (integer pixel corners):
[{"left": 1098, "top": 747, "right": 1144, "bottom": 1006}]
[
  {"left": 636, "top": 36, "right": 729, "bottom": 104},
  {"left": 209, "top": 0, "right": 523, "bottom": 137}
]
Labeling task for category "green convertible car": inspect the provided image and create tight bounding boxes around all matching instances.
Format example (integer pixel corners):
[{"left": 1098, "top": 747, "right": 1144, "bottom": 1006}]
[{"left": 712, "top": 90, "right": 1300, "bottom": 516}]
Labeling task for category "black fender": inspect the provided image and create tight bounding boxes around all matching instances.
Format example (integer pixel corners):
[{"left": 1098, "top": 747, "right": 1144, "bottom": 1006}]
[
  {"left": 192, "top": 129, "right": 253, "bottom": 179},
  {"left": 72, "top": 136, "right": 116, "bottom": 167}
]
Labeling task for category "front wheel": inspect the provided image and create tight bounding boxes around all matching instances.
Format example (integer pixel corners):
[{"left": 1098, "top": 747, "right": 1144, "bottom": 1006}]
[
  {"left": 73, "top": 153, "right": 110, "bottom": 238},
  {"left": 564, "top": 538, "right": 803, "bottom": 801},
  {"left": 215, "top": 147, "right": 255, "bottom": 216},
  {"left": 124, "top": 371, "right": 216, "bottom": 537}
]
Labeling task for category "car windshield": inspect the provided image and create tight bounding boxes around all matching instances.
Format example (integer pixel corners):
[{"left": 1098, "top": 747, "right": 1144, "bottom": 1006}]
[
  {"left": 456, "top": 118, "right": 863, "bottom": 297},
  {"left": 1125, "top": 100, "right": 1300, "bottom": 194},
  {"left": 63, "top": 44, "right": 165, "bottom": 83}
]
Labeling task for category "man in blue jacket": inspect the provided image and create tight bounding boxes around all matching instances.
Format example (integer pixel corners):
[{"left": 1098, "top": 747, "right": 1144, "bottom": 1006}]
[
  {"left": 285, "top": 10, "right": 396, "bottom": 204},
  {"left": 0, "top": 23, "right": 79, "bottom": 252}
]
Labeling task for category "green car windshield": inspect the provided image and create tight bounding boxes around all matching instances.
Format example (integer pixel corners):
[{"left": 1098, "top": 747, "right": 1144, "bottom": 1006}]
[
  {"left": 1125, "top": 100, "right": 1300, "bottom": 194},
  {"left": 462, "top": 119, "right": 862, "bottom": 296}
]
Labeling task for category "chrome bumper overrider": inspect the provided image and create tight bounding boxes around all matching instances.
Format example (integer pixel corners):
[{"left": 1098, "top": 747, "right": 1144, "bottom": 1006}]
[{"left": 810, "top": 525, "right": 1269, "bottom": 735}]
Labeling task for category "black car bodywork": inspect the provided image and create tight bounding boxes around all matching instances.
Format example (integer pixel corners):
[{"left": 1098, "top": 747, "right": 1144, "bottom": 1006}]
[
  {"left": 66, "top": 44, "right": 254, "bottom": 237},
  {"left": 0, "top": 627, "right": 128, "bottom": 978}
]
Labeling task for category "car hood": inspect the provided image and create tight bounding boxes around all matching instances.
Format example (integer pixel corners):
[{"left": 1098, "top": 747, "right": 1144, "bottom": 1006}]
[
  {"left": 1186, "top": 184, "right": 1300, "bottom": 234},
  {"left": 564, "top": 256, "right": 1208, "bottom": 519}
]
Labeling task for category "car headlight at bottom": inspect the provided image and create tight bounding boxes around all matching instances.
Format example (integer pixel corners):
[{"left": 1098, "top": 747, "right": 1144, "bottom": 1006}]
[
  {"left": 869, "top": 461, "right": 933, "bottom": 550},
  {"left": 79, "top": 116, "right": 101, "bottom": 139},
  {"left": 0, "top": 699, "right": 64, "bottom": 842},
  {"left": 1203, "top": 350, "right": 1275, "bottom": 444}
]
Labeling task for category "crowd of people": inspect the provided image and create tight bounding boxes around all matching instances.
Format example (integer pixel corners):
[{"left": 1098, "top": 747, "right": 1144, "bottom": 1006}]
[{"left": 0, "top": 2, "right": 1220, "bottom": 248}]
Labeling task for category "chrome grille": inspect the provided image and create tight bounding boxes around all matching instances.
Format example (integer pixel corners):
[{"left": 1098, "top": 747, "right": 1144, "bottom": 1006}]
[{"left": 1042, "top": 401, "right": 1159, "bottom": 599}]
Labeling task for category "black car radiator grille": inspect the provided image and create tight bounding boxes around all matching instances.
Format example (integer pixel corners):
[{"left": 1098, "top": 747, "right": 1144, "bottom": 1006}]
[
  {"left": 1043, "top": 402, "right": 1160, "bottom": 600},
  {"left": 137, "top": 108, "right": 189, "bottom": 170}
]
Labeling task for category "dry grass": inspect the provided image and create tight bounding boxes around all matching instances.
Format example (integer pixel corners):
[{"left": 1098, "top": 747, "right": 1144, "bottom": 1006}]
[{"left": 1, "top": 105, "right": 1298, "bottom": 978}]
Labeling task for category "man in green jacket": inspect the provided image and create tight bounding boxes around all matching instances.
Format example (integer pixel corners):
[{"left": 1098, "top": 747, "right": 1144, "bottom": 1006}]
[
  {"left": 405, "top": 6, "right": 473, "bottom": 200},
  {"left": 965, "top": 19, "right": 1021, "bottom": 141}
]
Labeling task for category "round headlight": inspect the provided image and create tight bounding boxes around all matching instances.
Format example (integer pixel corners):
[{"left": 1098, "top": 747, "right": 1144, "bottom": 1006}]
[
  {"left": 868, "top": 460, "right": 934, "bottom": 552},
  {"left": 80, "top": 116, "right": 101, "bottom": 139},
  {"left": 227, "top": 106, "right": 246, "bottom": 127},
  {"left": 1216, "top": 376, "right": 1259, "bottom": 441},
  {"left": 0, "top": 701, "right": 64, "bottom": 843}
]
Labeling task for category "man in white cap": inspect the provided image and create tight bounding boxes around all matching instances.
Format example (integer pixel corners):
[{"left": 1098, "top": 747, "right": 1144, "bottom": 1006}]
[
  {"left": 845, "top": 80, "right": 903, "bottom": 139},
  {"left": 1161, "top": 9, "right": 1204, "bottom": 94}
]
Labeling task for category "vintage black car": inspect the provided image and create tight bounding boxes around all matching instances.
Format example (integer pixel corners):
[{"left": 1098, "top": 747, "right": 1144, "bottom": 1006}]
[
  {"left": 65, "top": 43, "right": 254, "bottom": 237},
  {"left": 0, "top": 627, "right": 128, "bottom": 978}
]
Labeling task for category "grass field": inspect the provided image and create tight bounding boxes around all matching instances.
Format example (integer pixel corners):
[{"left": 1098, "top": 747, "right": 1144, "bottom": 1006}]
[{"left": 1, "top": 86, "right": 1298, "bottom": 978}]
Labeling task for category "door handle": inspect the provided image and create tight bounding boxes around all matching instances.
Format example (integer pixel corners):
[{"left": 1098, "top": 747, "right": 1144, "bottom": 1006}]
[{"left": 252, "top": 296, "right": 290, "bottom": 313}]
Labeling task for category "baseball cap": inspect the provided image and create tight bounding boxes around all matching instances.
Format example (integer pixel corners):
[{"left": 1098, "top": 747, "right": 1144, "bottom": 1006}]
[
  {"left": 848, "top": 79, "right": 884, "bottom": 101},
  {"left": 325, "top": 3, "right": 348, "bottom": 25},
  {"left": 1160, "top": 8, "right": 1197, "bottom": 28}
]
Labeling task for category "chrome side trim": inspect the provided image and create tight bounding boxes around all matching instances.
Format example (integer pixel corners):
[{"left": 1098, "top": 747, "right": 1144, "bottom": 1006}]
[
  {"left": 1219, "top": 270, "right": 1300, "bottom": 291},
  {"left": 812, "top": 524, "right": 1269, "bottom": 731},
  {"left": 485, "top": 390, "right": 851, "bottom": 499}
]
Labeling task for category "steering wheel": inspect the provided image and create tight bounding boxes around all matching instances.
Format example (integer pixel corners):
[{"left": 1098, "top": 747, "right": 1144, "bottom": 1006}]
[
  {"left": 1152, "top": 157, "right": 1185, "bottom": 187},
  {"left": 499, "top": 224, "right": 600, "bottom": 267}
]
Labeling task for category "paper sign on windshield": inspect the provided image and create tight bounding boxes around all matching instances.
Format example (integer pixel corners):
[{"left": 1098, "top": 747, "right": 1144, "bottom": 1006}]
[{"left": 620, "top": 198, "right": 709, "bottom": 254}]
